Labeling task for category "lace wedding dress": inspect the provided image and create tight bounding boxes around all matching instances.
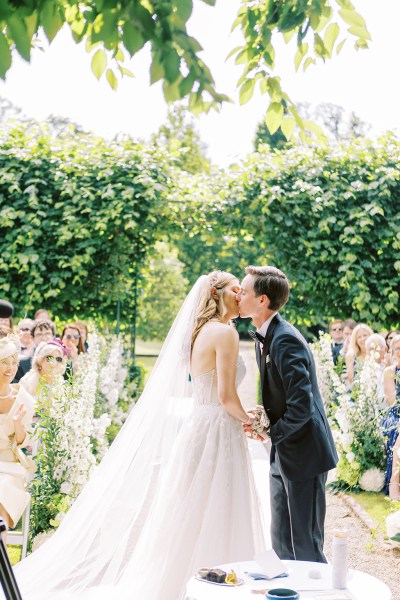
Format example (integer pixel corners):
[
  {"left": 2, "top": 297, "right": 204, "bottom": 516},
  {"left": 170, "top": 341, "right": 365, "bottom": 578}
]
[{"left": 13, "top": 277, "right": 265, "bottom": 600}]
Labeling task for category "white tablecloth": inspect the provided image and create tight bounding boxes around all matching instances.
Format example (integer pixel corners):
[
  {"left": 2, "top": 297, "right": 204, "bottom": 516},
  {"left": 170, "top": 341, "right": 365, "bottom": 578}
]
[{"left": 185, "top": 560, "right": 392, "bottom": 600}]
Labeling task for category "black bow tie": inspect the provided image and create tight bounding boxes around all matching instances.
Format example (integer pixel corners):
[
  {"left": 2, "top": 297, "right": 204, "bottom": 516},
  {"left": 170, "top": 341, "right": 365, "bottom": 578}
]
[{"left": 248, "top": 330, "right": 265, "bottom": 344}]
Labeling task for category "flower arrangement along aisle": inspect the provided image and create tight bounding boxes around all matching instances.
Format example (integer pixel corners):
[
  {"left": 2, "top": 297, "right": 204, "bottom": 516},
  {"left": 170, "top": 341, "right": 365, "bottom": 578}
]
[
  {"left": 29, "top": 331, "right": 134, "bottom": 550},
  {"left": 311, "top": 333, "right": 386, "bottom": 491}
]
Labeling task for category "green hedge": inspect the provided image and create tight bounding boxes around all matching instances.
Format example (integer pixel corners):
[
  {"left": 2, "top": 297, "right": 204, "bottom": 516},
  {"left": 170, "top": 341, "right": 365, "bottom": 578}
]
[{"left": 0, "top": 125, "right": 170, "bottom": 321}]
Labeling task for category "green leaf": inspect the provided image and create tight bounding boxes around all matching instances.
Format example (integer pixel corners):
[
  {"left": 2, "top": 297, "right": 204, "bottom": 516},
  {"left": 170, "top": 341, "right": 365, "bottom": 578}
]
[
  {"left": 163, "top": 78, "right": 182, "bottom": 103},
  {"left": 7, "top": 15, "right": 31, "bottom": 61},
  {"left": 347, "top": 25, "right": 371, "bottom": 41},
  {"left": 314, "top": 33, "right": 329, "bottom": 59},
  {"left": 25, "top": 13, "right": 38, "bottom": 40},
  {"left": 265, "top": 102, "right": 284, "bottom": 135},
  {"left": 176, "top": 0, "right": 193, "bottom": 24},
  {"left": 336, "top": 39, "right": 346, "bottom": 55},
  {"left": 239, "top": 78, "right": 255, "bottom": 105},
  {"left": 281, "top": 117, "right": 296, "bottom": 140},
  {"left": 91, "top": 49, "right": 107, "bottom": 80},
  {"left": 179, "top": 70, "right": 196, "bottom": 96},
  {"left": 339, "top": 8, "right": 367, "bottom": 29},
  {"left": 41, "top": 3, "right": 63, "bottom": 43},
  {"left": 200, "top": 0, "right": 216, "bottom": 4},
  {"left": 106, "top": 68, "right": 118, "bottom": 90},
  {"left": 150, "top": 56, "right": 164, "bottom": 84},
  {"left": 283, "top": 30, "right": 295, "bottom": 44},
  {"left": 226, "top": 45, "right": 242, "bottom": 61},
  {"left": 163, "top": 48, "right": 181, "bottom": 83},
  {"left": 303, "top": 57, "right": 315, "bottom": 71},
  {"left": 323, "top": 23, "right": 340, "bottom": 56},
  {"left": 294, "top": 43, "right": 308, "bottom": 71},
  {"left": 0, "top": 32, "right": 12, "bottom": 79},
  {"left": 122, "top": 21, "right": 145, "bottom": 56}
]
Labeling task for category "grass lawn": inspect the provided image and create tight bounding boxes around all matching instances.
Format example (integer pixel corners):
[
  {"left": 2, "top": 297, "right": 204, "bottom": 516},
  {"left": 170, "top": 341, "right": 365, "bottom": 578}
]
[
  {"left": 8, "top": 545, "right": 21, "bottom": 565},
  {"left": 135, "top": 339, "right": 163, "bottom": 355},
  {"left": 348, "top": 491, "right": 400, "bottom": 532}
]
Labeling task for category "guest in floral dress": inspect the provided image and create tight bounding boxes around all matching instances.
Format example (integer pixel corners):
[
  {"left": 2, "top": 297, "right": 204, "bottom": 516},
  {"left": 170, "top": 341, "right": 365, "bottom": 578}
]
[{"left": 383, "top": 334, "right": 400, "bottom": 499}]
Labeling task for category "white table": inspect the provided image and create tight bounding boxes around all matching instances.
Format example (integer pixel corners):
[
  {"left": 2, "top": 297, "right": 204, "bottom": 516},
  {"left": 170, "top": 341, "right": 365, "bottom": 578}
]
[{"left": 185, "top": 560, "right": 392, "bottom": 600}]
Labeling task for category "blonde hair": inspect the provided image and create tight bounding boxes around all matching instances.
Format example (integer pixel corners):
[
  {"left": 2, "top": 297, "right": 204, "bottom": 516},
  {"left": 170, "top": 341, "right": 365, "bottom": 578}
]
[
  {"left": 191, "top": 271, "right": 237, "bottom": 348},
  {"left": 348, "top": 323, "right": 374, "bottom": 358}
]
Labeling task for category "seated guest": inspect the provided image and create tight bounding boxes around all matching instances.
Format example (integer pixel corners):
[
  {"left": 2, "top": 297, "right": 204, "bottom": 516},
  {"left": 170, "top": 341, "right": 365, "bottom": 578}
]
[
  {"left": 0, "top": 326, "right": 12, "bottom": 340},
  {"left": 61, "top": 324, "right": 85, "bottom": 375},
  {"left": 16, "top": 319, "right": 34, "bottom": 357},
  {"left": 382, "top": 334, "right": 400, "bottom": 499},
  {"left": 20, "top": 339, "right": 67, "bottom": 397},
  {"left": 0, "top": 300, "right": 14, "bottom": 330},
  {"left": 34, "top": 309, "right": 51, "bottom": 322},
  {"left": 13, "top": 319, "right": 56, "bottom": 383},
  {"left": 345, "top": 323, "right": 373, "bottom": 386},
  {"left": 365, "top": 334, "right": 387, "bottom": 406},
  {"left": 329, "top": 319, "right": 344, "bottom": 364},
  {"left": 0, "top": 335, "right": 35, "bottom": 541},
  {"left": 74, "top": 320, "right": 89, "bottom": 352},
  {"left": 386, "top": 330, "right": 400, "bottom": 353},
  {"left": 340, "top": 318, "right": 357, "bottom": 358}
]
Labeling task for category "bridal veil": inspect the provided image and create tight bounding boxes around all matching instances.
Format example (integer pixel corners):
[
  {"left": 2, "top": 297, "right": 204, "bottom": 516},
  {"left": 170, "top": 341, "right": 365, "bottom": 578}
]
[{"left": 14, "top": 276, "right": 210, "bottom": 597}]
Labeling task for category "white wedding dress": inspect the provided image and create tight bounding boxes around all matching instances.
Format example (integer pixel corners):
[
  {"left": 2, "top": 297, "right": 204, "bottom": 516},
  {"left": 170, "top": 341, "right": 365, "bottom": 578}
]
[{"left": 13, "top": 277, "right": 267, "bottom": 600}]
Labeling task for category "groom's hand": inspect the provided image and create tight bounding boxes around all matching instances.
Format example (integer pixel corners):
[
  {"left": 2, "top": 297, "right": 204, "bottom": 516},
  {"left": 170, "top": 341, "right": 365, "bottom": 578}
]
[{"left": 243, "top": 422, "right": 269, "bottom": 442}]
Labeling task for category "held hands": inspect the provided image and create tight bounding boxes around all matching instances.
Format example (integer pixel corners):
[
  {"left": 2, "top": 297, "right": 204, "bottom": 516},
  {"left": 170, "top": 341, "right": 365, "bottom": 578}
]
[{"left": 243, "top": 406, "right": 270, "bottom": 442}]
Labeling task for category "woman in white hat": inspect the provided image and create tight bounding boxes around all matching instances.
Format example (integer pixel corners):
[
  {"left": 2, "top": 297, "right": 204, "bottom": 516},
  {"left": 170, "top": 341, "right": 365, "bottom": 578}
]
[{"left": 0, "top": 335, "right": 35, "bottom": 541}]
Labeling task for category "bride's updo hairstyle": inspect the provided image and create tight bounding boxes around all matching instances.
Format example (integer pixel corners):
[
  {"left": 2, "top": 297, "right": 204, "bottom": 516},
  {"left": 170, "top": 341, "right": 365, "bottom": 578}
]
[{"left": 191, "top": 270, "right": 236, "bottom": 348}]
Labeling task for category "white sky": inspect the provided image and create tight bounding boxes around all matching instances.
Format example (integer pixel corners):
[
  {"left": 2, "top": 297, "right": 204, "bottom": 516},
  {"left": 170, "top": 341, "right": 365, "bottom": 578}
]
[{"left": 0, "top": 0, "right": 399, "bottom": 166}]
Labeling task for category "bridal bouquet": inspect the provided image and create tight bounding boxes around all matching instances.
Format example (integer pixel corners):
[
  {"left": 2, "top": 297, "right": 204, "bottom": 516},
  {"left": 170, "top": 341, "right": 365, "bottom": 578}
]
[{"left": 247, "top": 406, "right": 270, "bottom": 439}]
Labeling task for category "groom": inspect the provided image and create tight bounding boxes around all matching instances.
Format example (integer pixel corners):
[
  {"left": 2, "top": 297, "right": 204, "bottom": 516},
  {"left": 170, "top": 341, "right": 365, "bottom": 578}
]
[{"left": 237, "top": 265, "right": 338, "bottom": 563}]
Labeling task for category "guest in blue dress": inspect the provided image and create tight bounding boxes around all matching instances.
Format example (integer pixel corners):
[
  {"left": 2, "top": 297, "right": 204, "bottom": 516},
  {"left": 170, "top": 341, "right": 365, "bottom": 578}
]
[{"left": 383, "top": 334, "right": 400, "bottom": 499}]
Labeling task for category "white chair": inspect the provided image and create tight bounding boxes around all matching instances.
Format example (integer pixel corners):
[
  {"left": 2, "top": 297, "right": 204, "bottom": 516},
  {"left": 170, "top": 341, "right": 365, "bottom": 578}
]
[{"left": 8, "top": 496, "right": 31, "bottom": 559}]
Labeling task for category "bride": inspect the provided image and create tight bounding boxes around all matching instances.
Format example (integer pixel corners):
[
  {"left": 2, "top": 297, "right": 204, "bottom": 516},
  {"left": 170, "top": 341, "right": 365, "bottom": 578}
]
[{"left": 14, "top": 271, "right": 266, "bottom": 600}]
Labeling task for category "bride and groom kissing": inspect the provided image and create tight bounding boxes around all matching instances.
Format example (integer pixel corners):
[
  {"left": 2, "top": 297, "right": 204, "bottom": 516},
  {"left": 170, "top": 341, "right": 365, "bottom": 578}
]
[{"left": 13, "top": 265, "right": 338, "bottom": 600}]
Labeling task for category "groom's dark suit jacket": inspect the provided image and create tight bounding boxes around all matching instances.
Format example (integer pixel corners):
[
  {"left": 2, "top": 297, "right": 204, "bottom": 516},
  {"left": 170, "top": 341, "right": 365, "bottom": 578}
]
[{"left": 257, "top": 313, "right": 338, "bottom": 482}]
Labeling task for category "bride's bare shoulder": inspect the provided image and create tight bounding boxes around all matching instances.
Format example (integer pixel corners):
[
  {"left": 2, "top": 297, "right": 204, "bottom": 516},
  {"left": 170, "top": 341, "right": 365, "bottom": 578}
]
[{"left": 206, "top": 322, "right": 238, "bottom": 342}]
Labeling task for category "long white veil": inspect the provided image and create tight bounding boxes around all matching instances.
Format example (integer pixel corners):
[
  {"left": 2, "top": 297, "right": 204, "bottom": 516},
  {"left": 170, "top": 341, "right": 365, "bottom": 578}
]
[{"left": 15, "top": 276, "right": 209, "bottom": 597}]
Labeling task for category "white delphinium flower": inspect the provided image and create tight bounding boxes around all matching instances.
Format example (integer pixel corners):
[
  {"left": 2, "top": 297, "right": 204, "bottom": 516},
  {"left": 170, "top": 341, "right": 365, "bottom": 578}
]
[
  {"left": 62, "top": 331, "right": 100, "bottom": 498},
  {"left": 358, "top": 468, "right": 385, "bottom": 492},
  {"left": 99, "top": 337, "right": 126, "bottom": 407},
  {"left": 92, "top": 413, "right": 112, "bottom": 460}
]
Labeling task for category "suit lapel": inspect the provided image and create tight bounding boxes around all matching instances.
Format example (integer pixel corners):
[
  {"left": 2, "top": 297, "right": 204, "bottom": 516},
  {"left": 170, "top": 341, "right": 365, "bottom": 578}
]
[
  {"left": 261, "top": 314, "right": 281, "bottom": 392},
  {"left": 255, "top": 342, "right": 261, "bottom": 370}
]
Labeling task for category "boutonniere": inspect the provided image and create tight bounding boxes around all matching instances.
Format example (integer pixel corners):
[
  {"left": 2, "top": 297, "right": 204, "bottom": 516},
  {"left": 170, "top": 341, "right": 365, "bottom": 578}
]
[{"left": 265, "top": 355, "right": 270, "bottom": 365}]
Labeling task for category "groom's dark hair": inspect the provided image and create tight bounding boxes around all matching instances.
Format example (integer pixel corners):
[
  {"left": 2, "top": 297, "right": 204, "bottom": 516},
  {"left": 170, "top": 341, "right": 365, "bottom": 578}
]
[{"left": 245, "top": 265, "right": 290, "bottom": 310}]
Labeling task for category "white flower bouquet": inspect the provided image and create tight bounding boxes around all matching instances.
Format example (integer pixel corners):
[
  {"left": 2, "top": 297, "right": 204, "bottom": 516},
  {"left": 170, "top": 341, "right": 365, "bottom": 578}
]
[{"left": 246, "top": 406, "right": 270, "bottom": 440}]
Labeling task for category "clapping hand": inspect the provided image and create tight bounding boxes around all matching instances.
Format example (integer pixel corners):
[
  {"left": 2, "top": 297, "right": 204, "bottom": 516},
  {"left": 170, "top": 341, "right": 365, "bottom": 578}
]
[{"left": 13, "top": 403, "right": 27, "bottom": 425}]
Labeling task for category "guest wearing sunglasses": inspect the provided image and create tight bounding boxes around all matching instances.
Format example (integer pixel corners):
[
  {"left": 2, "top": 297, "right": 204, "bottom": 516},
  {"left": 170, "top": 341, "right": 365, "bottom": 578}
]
[
  {"left": 61, "top": 324, "right": 85, "bottom": 375},
  {"left": 16, "top": 319, "right": 34, "bottom": 357},
  {"left": 13, "top": 320, "right": 56, "bottom": 383},
  {"left": 329, "top": 319, "right": 344, "bottom": 365},
  {"left": 19, "top": 340, "right": 68, "bottom": 397}
]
